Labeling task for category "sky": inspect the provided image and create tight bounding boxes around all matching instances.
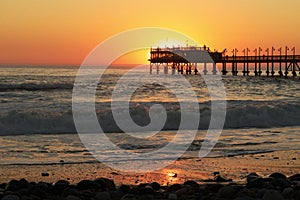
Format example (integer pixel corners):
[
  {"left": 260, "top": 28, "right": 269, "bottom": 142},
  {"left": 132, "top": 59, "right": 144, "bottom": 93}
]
[{"left": 0, "top": 0, "right": 300, "bottom": 65}]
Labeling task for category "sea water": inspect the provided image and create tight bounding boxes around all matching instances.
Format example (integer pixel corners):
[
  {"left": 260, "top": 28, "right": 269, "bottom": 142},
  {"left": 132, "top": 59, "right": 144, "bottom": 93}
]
[{"left": 0, "top": 65, "right": 299, "bottom": 165}]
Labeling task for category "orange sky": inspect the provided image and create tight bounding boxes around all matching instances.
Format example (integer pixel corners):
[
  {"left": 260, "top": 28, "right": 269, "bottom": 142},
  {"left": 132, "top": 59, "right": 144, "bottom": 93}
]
[{"left": 0, "top": 0, "right": 300, "bottom": 65}]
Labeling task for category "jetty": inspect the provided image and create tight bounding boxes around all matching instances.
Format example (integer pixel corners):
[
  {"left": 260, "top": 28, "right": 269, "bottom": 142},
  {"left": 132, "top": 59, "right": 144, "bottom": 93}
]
[{"left": 148, "top": 46, "right": 300, "bottom": 77}]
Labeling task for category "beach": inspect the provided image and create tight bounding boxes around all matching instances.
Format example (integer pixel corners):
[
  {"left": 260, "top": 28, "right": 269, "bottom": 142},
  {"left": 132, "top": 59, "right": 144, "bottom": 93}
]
[
  {"left": 1, "top": 150, "right": 300, "bottom": 199},
  {"left": 1, "top": 150, "right": 299, "bottom": 185}
]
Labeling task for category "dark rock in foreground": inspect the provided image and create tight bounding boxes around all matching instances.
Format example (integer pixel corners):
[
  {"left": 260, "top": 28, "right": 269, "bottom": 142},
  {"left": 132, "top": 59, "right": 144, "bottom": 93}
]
[{"left": 1, "top": 173, "right": 300, "bottom": 200}]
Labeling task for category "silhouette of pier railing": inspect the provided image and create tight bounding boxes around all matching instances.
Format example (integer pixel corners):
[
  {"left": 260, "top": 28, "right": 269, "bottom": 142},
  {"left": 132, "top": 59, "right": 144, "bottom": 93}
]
[{"left": 149, "top": 46, "right": 300, "bottom": 78}]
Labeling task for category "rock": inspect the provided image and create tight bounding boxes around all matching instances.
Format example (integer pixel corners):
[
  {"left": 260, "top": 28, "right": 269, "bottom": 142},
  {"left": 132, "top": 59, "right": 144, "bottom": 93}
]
[
  {"left": 62, "top": 188, "right": 81, "bottom": 198},
  {"left": 118, "top": 185, "right": 130, "bottom": 194},
  {"left": 28, "top": 186, "right": 47, "bottom": 199},
  {"left": 183, "top": 180, "right": 199, "bottom": 188},
  {"left": 1, "top": 194, "right": 20, "bottom": 200},
  {"left": 205, "top": 184, "right": 223, "bottom": 193},
  {"left": 65, "top": 195, "right": 82, "bottom": 200},
  {"left": 174, "top": 187, "right": 188, "bottom": 197},
  {"left": 121, "top": 194, "right": 136, "bottom": 200},
  {"left": 271, "top": 177, "right": 291, "bottom": 189},
  {"left": 281, "top": 187, "right": 294, "bottom": 199},
  {"left": 109, "top": 191, "right": 123, "bottom": 200},
  {"left": 214, "top": 175, "right": 229, "bottom": 182},
  {"left": 5, "top": 180, "right": 20, "bottom": 192},
  {"left": 246, "top": 177, "right": 265, "bottom": 188},
  {"left": 95, "top": 178, "right": 116, "bottom": 191},
  {"left": 234, "top": 197, "right": 256, "bottom": 200},
  {"left": 55, "top": 180, "right": 70, "bottom": 186},
  {"left": 76, "top": 180, "right": 101, "bottom": 191},
  {"left": 35, "top": 182, "right": 49, "bottom": 191},
  {"left": 139, "top": 186, "right": 155, "bottom": 195},
  {"left": 262, "top": 190, "right": 284, "bottom": 200},
  {"left": 288, "top": 174, "right": 300, "bottom": 182},
  {"left": 168, "top": 193, "right": 177, "bottom": 200},
  {"left": 246, "top": 173, "right": 259, "bottom": 183},
  {"left": 217, "top": 185, "right": 238, "bottom": 198},
  {"left": 269, "top": 172, "right": 286, "bottom": 179},
  {"left": 167, "top": 184, "right": 182, "bottom": 192},
  {"left": 41, "top": 172, "right": 49, "bottom": 177},
  {"left": 235, "top": 188, "right": 256, "bottom": 198},
  {"left": 95, "top": 191, "right": 111, "bottom": 200},
  {"left": 293, "top": 190, "right": 300, "bottom": 200},
  {"left": 150, "top": 182, "right": 160, "bottom": 191}
]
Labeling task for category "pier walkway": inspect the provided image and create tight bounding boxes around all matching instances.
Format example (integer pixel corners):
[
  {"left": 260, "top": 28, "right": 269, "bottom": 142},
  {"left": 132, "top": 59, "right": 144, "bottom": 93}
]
[{"left": 149, "top": 46, "right": 300, "bottom": 77}]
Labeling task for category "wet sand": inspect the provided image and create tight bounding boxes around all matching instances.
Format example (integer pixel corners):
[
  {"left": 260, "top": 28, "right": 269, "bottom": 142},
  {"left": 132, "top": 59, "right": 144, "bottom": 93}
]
[{"left": 0, "top": 150, "right": 299, "bottom": 185}]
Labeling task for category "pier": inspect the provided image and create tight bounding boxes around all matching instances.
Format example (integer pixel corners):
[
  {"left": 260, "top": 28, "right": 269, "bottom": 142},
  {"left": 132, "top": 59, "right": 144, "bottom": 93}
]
[{"left": 149, "top": 46, "right": 300, "bottom": 77}]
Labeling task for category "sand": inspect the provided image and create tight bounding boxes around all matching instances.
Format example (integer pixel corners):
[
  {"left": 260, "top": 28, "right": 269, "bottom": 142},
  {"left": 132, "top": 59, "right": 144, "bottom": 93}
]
[{"left": 0, "top": 150, "right": 299, "bottom": 186}]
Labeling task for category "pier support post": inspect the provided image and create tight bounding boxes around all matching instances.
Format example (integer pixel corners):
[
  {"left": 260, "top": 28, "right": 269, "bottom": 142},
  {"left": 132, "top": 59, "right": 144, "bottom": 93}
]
[
  {"left": 246, "top": 63, "right": 249, "bottom": 76},
  {"left": 164, "top": 65, "right": 168, "bottom": 74},
  {"left": 203, "top": 63, "right": 208, "bottom": 75},
  {"left": 285, "top": 62, "right": 288, "bottom": 78},
  {"left": 222, "top": 62, "right": 227, "bottom": 75},
  {"left": 150, "top": 63, "right": 153, "bottom": 74},
  {"left": 194, "top": 63, "right": 198, "bottom": 75},
  {"left": 156, "top": 64, "right": 160, "bottom": 74},
  {"left": 258, "top": 62, "right": 262, "bottom": 76},
  {"left": 266, "top": 61, "right": 270, "bottom": 77},
  {"left": 271, "top": 61, "right": 275, "bottom": 77},
  {"left": 172, "top": 63, "right": 175, "bottom": 75},
  {"left": 231, "top": 62, "right": 235, "bottom": 75},
  {"left": 254, "top": 62, "right": 258, "bottom": 76},
  {"left": 279, "top": 62, "right": 283, "bottom": 77},
  {"left": 212, "top": 63, "right": 217, "bottom": 75},
  {"left": 243, "top": 61, "right": 246, "bottom": 76}
]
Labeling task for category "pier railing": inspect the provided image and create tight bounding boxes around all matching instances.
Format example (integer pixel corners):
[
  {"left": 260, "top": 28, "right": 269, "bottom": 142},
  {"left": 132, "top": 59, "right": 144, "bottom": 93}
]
[{"left": 223, "top": 55, "right": 300, "bottom": 62}]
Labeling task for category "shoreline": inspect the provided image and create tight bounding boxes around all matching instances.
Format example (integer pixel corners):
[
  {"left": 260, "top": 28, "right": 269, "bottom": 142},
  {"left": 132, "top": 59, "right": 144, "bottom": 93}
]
[{"left": 1, "top": 150, "right": 299, "bottom": 186}]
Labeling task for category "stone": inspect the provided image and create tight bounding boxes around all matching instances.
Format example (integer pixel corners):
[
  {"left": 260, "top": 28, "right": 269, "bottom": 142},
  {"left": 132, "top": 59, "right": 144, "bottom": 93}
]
[
  {"left": 288, "top": 174, "right": 300, "bottom": 182},
  {"left": 246, "top": 177, "right": 265, "bottom": 188},
  {"left": 62, "top": 188, "right": 81, "bottom": 198},
  {"left": 118, "top": 185, "right": 130, "bottom": 194},
  {"left": 150, "top": 182, "right": 160, "bottom": 191},
  {"left": 269, "top": 172, "right": 286, "bottom": 179},
  {"left": 234, "top": 197, "right": 256, "bottom": 200},
  {"left": 183, "top": 180, "right": 199, "bottom": 188},
  {"left": 217, "top": 185, "right": 238, "bottom": 198},
  {"left": 41, "top": 172, "right": 49, "bottom": 177},
  {"left": 76, "top": 180, "right": 101, "bottom": 191},
  {"left": 95, "top": 191, "right": 111, "bottom": 200},
  {"left": 121, "top": 194, "right": 136, "bottom": 200},
  {"left": 95, "top": 178, "right": 116, "bottom": 191},
  {"left": 262, "top": 190, "right": 284, "bottom": 200},
  {"left": 168, "top": 193, "right": 177, "bottom": 200},
  {"left": 271, "top": 177, "right": 291, "bottom": 189},
  {"left": 1, "top": 194, "right": 20, "bottom": 200},
  {"left": 167, "top": 184, "right": 182, "bottom": 192},
  {"left": 281, "top": 187, "right": 294, "bottom": 199},
  {"left": 65, "top": 195, "right": 82, "bottom": 200}
]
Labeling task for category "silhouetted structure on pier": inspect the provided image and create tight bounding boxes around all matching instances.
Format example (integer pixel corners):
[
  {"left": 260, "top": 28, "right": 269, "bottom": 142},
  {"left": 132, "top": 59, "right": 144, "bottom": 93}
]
[{"left": 149, "top": 46, "right": 300, "bottom": 78}]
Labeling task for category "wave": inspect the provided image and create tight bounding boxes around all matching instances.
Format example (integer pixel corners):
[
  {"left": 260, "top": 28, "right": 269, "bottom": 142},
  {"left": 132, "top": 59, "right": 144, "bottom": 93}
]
[
  {"left": 0, "top": 100, "right": 299, "bottom": 135},
  {"left": 0, "top": 83, "right": 74, "bottom": 91}
]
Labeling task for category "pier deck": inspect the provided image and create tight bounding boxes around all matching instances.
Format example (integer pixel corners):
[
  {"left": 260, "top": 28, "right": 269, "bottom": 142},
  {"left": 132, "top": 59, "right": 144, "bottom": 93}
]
[{"left": 149, "top": 46, "right": 300, "bottom": 77}]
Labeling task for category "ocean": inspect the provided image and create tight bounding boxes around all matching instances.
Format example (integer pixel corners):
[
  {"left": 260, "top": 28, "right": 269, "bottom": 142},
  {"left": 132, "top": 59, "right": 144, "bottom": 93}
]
[{"left": 0, "top": 65, "right": 299, "bottom": 167}]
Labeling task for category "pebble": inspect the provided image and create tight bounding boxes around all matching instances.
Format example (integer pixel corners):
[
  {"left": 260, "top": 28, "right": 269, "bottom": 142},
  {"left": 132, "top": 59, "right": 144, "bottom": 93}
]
[
  {"left": 94, "top": 191, "right": 111, "bottom": 200},
  {"left": 217, "top": 185, "right": 239, "bottom": 198},
  {"left": 1, "top": 194, "right": 20, "bottom": 200},
  {"left": 262, "top": 190, "right": 284, "bottom": 200},
  {"left": 0, "top": 173, "right": 299, "bottom": 200},
  {"left": 168, "top": 193, "right": 177, "bottom": 200},
  {"left": 41, "top": 172, "right": 49, "bottom": 177}
]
